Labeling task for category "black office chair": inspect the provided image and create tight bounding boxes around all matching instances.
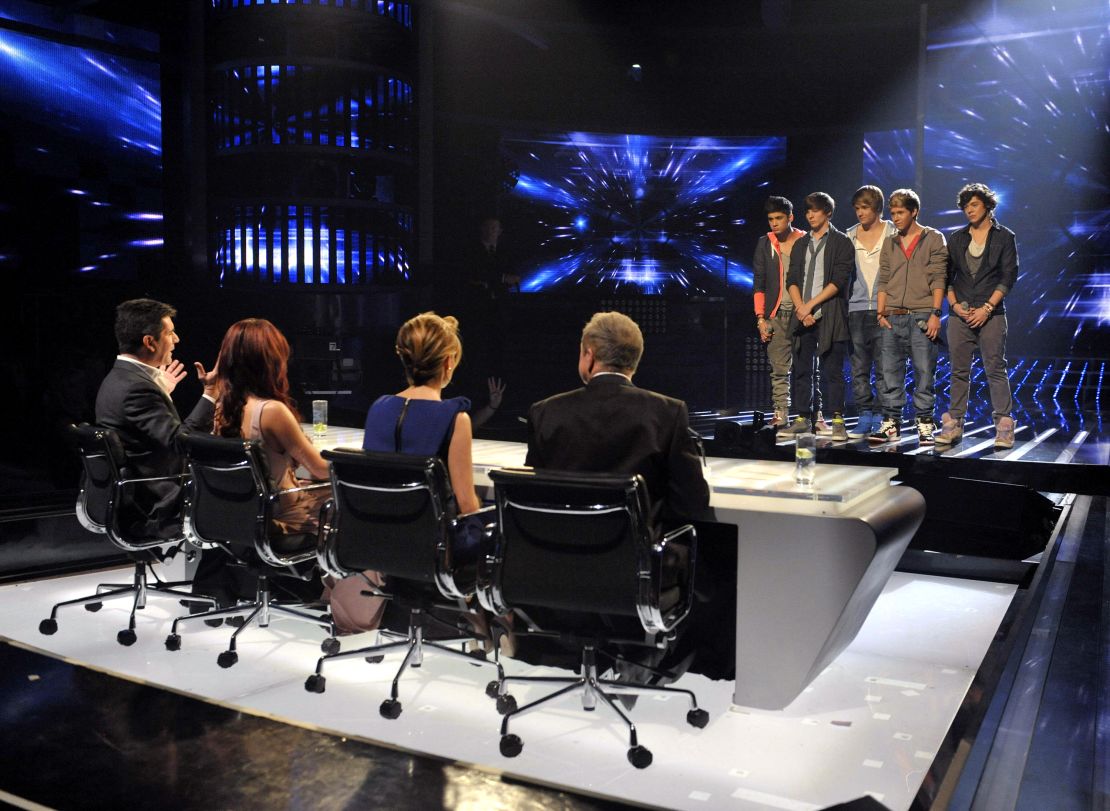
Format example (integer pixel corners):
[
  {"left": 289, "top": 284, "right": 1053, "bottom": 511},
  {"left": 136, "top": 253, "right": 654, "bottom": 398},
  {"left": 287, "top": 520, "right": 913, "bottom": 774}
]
[
  {"left": 483, "top": 467, "right": 709, "bottom": 769},
  {"left": 38, "top": 424, "right": 216, "bottom": 646},
  {"left": 304, "top": 448, "right": 504, "bottom": 720},
  {"left": 163, "top": 433, "right": 337, "bottom": 667}
]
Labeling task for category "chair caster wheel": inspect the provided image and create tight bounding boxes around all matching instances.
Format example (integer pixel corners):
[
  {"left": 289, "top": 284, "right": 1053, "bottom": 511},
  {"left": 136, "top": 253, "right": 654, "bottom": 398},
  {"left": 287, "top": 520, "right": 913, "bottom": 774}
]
[
  {"left": 165, "top": 634, "right": 182, "bottom": 651},
  {"left": 687, "top": 708, "right": 709, "bottom": 728},
  {"left": 117, "top": 629, "right": 137, "bottom": 646},
  {"left": 485, "top": 680, "right": 500, "bottom": 699},
  {"left": 226, "top": 616, "right": 247, "bottom": 628},
  {"left": 217, "top": 650, "right": 238, "bottom": 669},
  {"left": 627, "top": 745, "right": 653, "bottom": 769},
  {"left": 85, "top": 602, "right": 103, "bottom": 613},
  {"left": 365, "top": 655, "right": 384, "bottom": 664},
  {"left": 305, "top": 674, "right": 326, "bottom": 693},
  {"left": 496, "top": 694, "right": 518, "bottom": 715},
  {"left": 321, "top": 637, "right": 340, "bottom": 656},
  {"left": 499, "top": 734, "right": 523, "bottom": 758},
  {"left": 39, "top": 619, "right": 58, "bottom": 635},
  {"left": 203, "top": 618, "right": 225, "bottom": 628},
  {"left": 379, "top": 699, "right": 402, "bottom": 719}
]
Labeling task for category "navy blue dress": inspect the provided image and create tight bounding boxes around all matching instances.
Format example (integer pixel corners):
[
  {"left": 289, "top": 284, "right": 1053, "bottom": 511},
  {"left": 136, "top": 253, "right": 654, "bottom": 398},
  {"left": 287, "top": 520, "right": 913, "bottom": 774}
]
[
  {"left": 362, "top": 395, "right": 471, "bottom": 457},
  {"left": 362, "top": 395, "right": 481, "bottom": 561}
]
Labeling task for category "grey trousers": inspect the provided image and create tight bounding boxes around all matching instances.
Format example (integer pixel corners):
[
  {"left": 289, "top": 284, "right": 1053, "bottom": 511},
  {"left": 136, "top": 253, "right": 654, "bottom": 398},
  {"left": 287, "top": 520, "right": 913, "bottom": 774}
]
[
  {"left": 947, "top": 312, "right": 1013, "bottom": 421},
  {"left": 765, "top": 310, "right": 794, "bottom": 410}
]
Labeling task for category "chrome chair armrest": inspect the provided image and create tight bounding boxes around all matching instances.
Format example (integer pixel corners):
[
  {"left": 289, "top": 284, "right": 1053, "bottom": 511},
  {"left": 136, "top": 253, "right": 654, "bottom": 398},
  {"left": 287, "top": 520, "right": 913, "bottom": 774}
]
[
  {"left": 636, "top": 523, "right": 697, "bottom": 635},
  {"left": 438, "top": 505, "right": 498, "bottom": 600},
  {"left": 315, "top": 498, "right": 347, "bottom": 578},
  {"left": 116, "top": 472, "right": 190, "bottom": 487},
  {"left": 270, "top": 480, "right": 331, "bottom": 501}
]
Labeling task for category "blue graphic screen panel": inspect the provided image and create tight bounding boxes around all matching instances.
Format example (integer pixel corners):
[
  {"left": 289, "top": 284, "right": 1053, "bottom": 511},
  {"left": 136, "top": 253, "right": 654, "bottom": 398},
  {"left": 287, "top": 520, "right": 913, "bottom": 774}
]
[
  {"left": 501, "top": 132, "right": 787, "bottom": 296},
  {"left": 0, "top": 22, "right": 162, "bottom": 280}
]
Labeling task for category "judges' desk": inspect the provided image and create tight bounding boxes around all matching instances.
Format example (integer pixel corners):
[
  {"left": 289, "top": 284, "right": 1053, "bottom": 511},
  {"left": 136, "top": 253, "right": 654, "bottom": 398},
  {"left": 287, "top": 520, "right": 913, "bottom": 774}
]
[{"left": 314, "top": 431, "right": 925, "bottom": 711}]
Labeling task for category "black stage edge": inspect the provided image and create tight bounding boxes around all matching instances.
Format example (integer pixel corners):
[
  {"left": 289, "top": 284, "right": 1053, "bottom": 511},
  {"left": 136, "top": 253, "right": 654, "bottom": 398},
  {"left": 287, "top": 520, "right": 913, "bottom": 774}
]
[{"left": 0, "top": 639, "right": 633, "bottom": 811}]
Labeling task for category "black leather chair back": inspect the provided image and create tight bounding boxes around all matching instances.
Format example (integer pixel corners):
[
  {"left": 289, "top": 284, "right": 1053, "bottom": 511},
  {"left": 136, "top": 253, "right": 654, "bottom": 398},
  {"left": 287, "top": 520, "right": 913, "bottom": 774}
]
[
  {"left": 181, "top": 433, "right": 273, "bottom": 564},
  {"left": 321, "top": 449, "right": 453, "bottom": 586},
  {"left": 489, "top": 469, "right": 652, "bottom": 618},
  {"left": 67, "top": 424, "right": 127, "bottom": 533}
]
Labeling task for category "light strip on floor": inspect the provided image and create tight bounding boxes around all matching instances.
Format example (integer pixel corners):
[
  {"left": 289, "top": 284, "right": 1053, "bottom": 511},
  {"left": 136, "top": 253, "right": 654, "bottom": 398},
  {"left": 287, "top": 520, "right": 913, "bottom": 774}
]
[
  {"left": 1053, "top": 431, "right": 1090, "bottom": 464},
  {"left": 1001, "top": 428, "right": 1058, "bottom": 461}
]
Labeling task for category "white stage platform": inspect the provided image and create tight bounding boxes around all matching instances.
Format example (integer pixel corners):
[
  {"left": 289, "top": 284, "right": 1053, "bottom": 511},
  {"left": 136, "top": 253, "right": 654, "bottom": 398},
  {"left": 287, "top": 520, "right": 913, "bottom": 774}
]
[{"left": 0, "top": 562, "right": 1014, "bottom": 810}]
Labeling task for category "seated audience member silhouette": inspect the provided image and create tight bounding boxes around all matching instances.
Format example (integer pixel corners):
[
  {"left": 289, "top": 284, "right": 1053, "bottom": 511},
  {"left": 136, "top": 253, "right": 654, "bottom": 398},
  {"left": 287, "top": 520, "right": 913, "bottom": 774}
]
[{"left": 212, "top": 318, "right": 329, "bottom": 534}]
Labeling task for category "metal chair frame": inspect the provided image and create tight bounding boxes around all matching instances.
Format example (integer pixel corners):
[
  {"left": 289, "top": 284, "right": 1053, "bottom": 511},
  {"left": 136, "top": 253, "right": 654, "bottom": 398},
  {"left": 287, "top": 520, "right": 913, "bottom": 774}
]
[
  {"left": 39, "top": 425, "right": 216, "bottom": 646},
  {"left": 483, "top": 467, "right": 708, "bottom": 769},
  {"left": 304, "top": 449, "right": 504, "bottom": 720},
  {"left": 163, "top": 435, "right": 336, "bottom": 667}
]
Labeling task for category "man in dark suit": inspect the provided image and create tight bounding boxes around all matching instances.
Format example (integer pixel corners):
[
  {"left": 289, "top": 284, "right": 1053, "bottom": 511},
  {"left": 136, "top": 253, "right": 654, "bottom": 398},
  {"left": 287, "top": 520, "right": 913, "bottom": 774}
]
[
  {"left": 523, "top": 312, "right": 724, "bottom": 679},
  {"left": 781, "top": 191, "right": 854, "bottom": 441},
  {"left": 95, "top": 299, "right": 217, "bottom": 536},
  {"left": 526, "top": 311, "right": 710, "bottom": 526}
]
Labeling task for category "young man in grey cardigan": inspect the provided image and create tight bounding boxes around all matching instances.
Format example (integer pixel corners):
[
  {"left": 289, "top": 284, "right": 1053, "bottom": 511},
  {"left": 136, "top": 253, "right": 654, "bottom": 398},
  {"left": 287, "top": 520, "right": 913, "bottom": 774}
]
[{"left": 870, "top": 188, "right": 948, "bottom": 444}]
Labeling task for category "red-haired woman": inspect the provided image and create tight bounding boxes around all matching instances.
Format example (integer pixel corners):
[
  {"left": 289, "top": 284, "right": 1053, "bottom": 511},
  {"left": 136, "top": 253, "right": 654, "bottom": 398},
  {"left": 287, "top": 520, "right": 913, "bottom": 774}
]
[{"left": 212, "top": 318, "right": 329, "bottom": 533}]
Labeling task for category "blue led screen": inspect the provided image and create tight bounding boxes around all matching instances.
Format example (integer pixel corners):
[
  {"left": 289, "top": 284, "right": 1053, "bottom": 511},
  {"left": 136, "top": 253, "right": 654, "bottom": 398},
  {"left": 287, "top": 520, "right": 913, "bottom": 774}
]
[
  {"left": 500, "top": 132, "right": 787, "bottom": 296},
  {"left": 0, "top": 23, "right": 162, "bottom": 280},
  {"left": 866, "top": 2, "right": 1108, "bottom": 356}
]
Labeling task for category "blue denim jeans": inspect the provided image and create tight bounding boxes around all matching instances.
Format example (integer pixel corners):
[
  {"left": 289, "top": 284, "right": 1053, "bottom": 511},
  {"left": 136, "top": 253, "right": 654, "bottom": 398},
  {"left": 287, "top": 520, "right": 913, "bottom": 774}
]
[
  {"left": 879, "top": 313, "right": 939, "bottom": 419},
  {"left": 848, "top": 310, "right": 883, "bottom": 413}
]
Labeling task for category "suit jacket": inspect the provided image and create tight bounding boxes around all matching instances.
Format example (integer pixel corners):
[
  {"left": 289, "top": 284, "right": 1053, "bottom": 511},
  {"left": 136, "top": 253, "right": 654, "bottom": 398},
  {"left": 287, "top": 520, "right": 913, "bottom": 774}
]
[
  {"left": 785, "top": 225, "right": 853, "bottom": 350},
  {"left": 94, "top": 359, "right": 215, "bottom": 533},
  {"left": 525, "top": 374, "right": 711, "bottom": 527}
]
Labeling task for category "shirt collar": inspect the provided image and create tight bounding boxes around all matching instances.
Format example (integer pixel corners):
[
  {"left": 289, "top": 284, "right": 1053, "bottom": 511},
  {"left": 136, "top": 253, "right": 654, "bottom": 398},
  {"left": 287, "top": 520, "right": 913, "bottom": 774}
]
[{"left": 117, "top": 355, "right": 166, "bottom": 387}]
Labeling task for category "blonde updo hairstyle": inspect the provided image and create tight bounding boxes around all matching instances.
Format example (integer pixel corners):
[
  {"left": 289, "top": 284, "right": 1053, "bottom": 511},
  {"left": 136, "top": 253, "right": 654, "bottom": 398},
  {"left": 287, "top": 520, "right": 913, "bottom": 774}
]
[{"left": 395, "top": 311, "right": 463, "bottom": 386}]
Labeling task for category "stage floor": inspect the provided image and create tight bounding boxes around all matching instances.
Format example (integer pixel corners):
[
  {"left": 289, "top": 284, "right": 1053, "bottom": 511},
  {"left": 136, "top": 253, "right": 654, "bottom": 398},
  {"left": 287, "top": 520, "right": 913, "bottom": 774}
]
[{"left": 1, "top": 563, "right": 1015, "bottom": 810}]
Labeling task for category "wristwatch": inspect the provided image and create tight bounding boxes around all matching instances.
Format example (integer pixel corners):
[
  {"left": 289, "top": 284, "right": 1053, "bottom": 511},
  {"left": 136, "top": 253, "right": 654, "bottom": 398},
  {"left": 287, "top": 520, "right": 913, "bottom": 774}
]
[{"left": 932, "top": 308, "right": 942, "bottom": 317}]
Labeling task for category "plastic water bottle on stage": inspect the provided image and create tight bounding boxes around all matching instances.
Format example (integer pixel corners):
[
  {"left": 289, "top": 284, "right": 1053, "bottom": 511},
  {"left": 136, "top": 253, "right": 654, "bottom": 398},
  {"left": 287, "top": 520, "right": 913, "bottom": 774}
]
[{"left": 795, "top": 432, "right": 816, "bottom": 486}]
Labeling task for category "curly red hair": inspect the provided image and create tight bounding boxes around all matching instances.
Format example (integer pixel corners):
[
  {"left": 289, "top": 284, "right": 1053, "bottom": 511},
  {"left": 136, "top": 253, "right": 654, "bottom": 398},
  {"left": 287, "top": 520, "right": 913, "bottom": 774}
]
[{"left": 212, "top": 318, "right": 300, "bottom": 437}]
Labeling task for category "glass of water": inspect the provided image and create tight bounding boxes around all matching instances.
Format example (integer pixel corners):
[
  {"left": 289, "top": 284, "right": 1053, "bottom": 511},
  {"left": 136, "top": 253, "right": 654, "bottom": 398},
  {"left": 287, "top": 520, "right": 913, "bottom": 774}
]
[
  {"left": 795, "top": 432, "right": 816, "bottom": 487},
  {"left": 312, "top": 399, "right": 328, "bottom": 437}
]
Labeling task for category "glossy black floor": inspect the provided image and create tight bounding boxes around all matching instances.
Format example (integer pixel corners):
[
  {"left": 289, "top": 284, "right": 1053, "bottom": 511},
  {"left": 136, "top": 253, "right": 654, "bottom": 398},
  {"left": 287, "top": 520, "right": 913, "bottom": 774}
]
[{"left": 0, "top": 641, "right": 632, "bottom": 811}]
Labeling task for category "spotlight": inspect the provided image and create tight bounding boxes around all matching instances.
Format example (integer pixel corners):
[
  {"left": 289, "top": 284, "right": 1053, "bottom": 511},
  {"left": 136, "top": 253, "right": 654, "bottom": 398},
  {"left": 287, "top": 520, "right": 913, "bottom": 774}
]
[{"left": 627, "top": 63, "right": 643, "bottom": 82}]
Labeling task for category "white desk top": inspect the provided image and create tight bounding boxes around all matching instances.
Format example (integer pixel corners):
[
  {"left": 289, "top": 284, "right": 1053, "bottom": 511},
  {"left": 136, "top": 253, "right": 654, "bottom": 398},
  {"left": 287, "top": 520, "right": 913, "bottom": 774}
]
[{"left": 307, "top": 429, "right": 896, "bottom": 517}]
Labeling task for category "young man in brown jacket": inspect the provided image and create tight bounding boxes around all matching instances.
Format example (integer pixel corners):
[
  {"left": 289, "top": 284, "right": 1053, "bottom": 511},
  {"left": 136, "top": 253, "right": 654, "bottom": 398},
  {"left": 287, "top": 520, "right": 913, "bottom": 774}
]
[{"left": 870, "top": 189, "right": 948, "bottom": 444}]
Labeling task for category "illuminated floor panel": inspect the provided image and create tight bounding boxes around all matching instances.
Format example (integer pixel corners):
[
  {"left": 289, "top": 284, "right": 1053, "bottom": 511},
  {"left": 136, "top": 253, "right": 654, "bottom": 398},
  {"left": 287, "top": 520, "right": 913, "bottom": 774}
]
[{"left": 0, "top": 564, "right": 1014, "bottom": 811}]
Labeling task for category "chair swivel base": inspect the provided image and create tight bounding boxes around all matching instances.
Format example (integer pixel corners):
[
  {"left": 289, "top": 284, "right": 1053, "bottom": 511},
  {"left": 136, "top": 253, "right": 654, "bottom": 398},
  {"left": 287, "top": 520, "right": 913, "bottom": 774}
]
[
  {"left": 38, "top": 562, "right": 214, "bottom": 646},
  {"left": 304, "top": 608, "right": 505, "bottom": 720},
  {"left": 496, "top": 645, "right": 708, "bottom": 769},
  {"left": 164, "top": 576, "right": 336, "bottom": 667}
]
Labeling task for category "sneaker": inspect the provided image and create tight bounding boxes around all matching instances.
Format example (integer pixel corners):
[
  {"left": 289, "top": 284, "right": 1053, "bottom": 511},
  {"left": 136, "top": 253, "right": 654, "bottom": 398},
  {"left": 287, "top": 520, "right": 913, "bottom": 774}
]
[
  {"left": 994, "top": 416, "right": 1015, "bottom": 449},
  {"left": 771, "top": 408, "right": 788, "bottom": 427},
  {"left": 848, "top": 411, "right": 873, "bottom": 439},
  {"left": 778, "top": 416, "right": 812, "bottom": 436},
  {"left": 830, "top": 414, "right": 849, "bottom": 442},
  {"left": 934, "top": 412, "right": 963, "bottom": 445},
  {"left": 814, "top": 411, "right": 832, "bottom": 435},
  {"left": 868, "top": 417, "right": 900, "bottom": 443},
  {"left": 916, "top": 417, "right": 936, "bottom": 445}
]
